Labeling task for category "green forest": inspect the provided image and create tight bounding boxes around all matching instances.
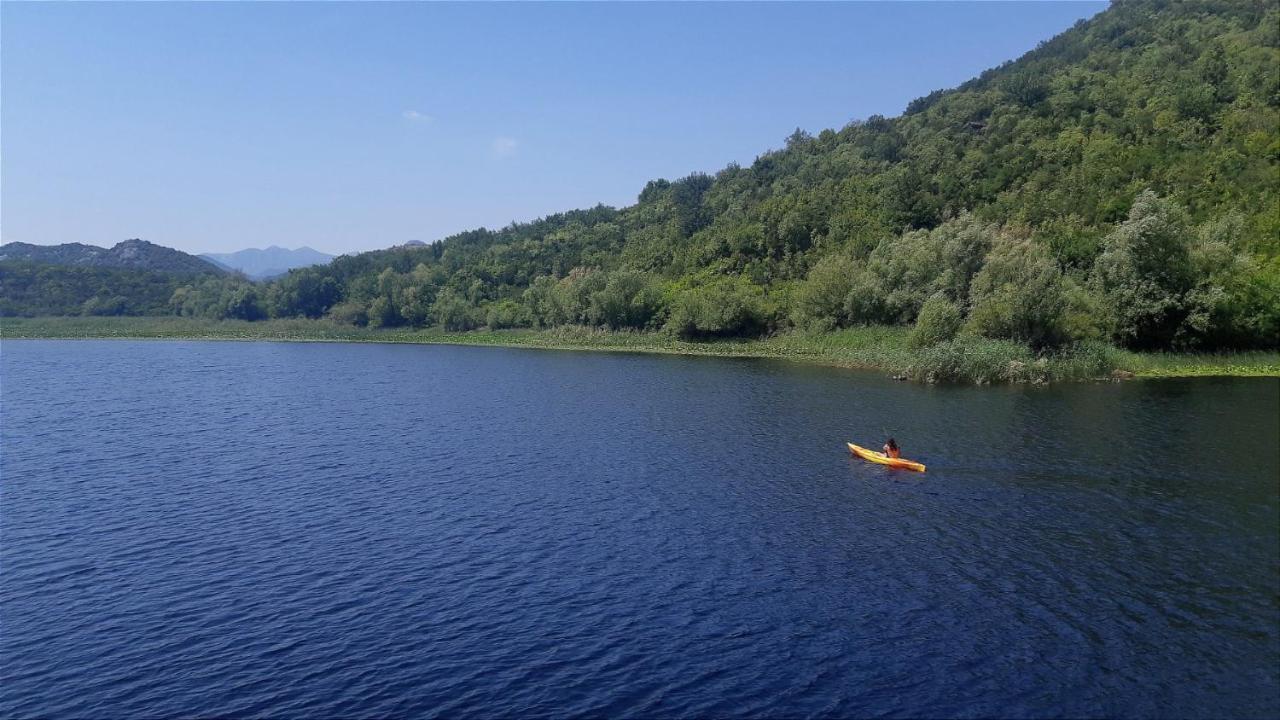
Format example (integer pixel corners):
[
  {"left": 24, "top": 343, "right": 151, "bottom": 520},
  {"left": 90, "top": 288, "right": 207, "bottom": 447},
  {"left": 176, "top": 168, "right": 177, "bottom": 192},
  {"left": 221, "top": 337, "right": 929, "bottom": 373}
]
[{"left": 4, "top": 0, "right": 1277, "bottom": 354}]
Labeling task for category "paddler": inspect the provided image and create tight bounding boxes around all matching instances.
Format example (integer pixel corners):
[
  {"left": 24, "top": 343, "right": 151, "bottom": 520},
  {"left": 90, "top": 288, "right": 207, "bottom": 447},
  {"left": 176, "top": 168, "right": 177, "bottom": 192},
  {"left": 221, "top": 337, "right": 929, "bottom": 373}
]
[{"left": 883, "top": 438, "right": 901, "bottom": 459}]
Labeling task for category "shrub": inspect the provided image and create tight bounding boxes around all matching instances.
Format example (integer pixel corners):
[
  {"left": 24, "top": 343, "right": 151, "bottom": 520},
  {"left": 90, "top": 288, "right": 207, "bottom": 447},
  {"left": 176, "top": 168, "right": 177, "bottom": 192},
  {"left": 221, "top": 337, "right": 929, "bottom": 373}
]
[
  {"left": 82, "top": 295, "right": 129, "bottom": 316},
  {"left": 328, "top": 299, "right": 369, "bottom": 327},
  {"left": 486, "top": 299, "right": 528, "bottom": 329},
  {"left": 665, "top": 277, "right": 767, "bottom": 339},
  {"left": 367, "top": 296, "right": 401, "bottom": 328},
  {"left": 431, "top": 288, "right": 482, "bottom": 331},
  {"left": 792, "top": 254, "right": 857, "bottom": 330},
  {"left": 587, "top": 270, "right": 665, "bottom": 329},
  {"left": 908, "top": 293, "right": 963, "bottom": 348},
  {"left": 850, "top": 228, "right": 947, "bottom": 324},
  {"left": 967, "top": 236, "right": 1069, "bottom": 348}
]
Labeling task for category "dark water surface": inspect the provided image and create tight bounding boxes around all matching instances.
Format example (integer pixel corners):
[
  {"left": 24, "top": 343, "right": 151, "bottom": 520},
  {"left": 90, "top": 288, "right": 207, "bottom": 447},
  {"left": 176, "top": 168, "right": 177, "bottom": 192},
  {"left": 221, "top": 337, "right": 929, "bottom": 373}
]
[{"left": 2, "top": 340, "right": 1277, "bottom": 718}]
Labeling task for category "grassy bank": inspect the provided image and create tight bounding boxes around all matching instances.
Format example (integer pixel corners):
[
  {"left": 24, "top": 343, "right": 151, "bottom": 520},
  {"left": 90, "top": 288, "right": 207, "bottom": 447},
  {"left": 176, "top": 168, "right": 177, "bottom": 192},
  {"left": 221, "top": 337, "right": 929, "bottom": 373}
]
[{"left": 3, "top": 316, "right": 1277, "bottom": 383}]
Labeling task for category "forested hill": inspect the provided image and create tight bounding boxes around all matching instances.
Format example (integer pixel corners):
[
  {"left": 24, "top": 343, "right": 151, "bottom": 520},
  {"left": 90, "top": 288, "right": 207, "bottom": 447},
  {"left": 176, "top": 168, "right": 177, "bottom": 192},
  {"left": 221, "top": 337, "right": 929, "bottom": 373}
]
[
  {"left": 0, "top": 240, "right": 228, "bottom": 317},
  {"left": 0, "top": 239, "right": 224, "bottom": 275},
  {"left": 7, "top": 0, "right": 1279, "bottom": 350}
]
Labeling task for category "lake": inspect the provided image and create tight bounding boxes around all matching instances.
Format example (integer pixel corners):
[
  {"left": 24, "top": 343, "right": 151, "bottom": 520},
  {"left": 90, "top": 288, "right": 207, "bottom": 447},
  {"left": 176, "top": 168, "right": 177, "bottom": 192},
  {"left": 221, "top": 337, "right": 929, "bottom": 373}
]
[{"left": 2, "top": 340, "right": 1277, "bottom": 718}]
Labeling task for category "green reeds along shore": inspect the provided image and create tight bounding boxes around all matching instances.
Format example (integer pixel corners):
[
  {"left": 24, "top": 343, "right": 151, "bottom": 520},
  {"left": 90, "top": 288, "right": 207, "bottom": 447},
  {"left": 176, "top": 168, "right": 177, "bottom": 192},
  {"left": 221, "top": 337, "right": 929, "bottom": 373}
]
[{"left": 3, "top": 316, "right": 1277, "bottom": 384}]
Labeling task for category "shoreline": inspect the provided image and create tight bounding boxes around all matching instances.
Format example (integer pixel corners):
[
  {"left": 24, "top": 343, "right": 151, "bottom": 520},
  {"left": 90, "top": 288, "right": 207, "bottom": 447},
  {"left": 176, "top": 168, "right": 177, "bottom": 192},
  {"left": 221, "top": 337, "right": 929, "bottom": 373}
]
[{"left": 3, "top": 317, "right": 1277, "bottom": 382}]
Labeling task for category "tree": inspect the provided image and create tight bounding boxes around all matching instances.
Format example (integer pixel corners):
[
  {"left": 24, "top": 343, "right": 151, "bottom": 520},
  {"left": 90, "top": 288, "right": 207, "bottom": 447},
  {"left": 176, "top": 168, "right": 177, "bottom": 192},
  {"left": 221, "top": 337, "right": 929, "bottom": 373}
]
[
  {"left": 909, "top": 293, "right": 964, "bottom": 348},
  {"left": 845, "top": 226, "right": 949, "bottom": 325},
  {"left": 431, "top": 288, "right": 481, "bottom": 331},
  {"left": 7, "top": 1, "right": 1277, "bottom": 353},
  {"left": 274, "top": 271, "right": 340, "bottom": 319},
  {"left": 665, "top": 277, "right": 767, "bottom": 339},
  {"left": 1091, "top": 191, "right": 1196, "bottom": 348},
  {"left": 522, "top": 276, "right": 564, "bottom": 328},
  {"left": 792, "top": 254, "right": 857, "bottom": 330},
  {"left": 1184, "top": 213, "right": 1280, "bottom": 348},
  {"left": 968, "top": 236, "right": 1069, "bottom": 348},
  {"left": 586, "top": 270, "right": 664, "bottom": 330},
  {"left": 329, "top": 299, "right": 369, "bottom": 326},
  {"left": 486, "top": 299, "right": 528, "bottom": 329},
  {"left": 368, "top": 296, "right": 400, "bottom": 328}
]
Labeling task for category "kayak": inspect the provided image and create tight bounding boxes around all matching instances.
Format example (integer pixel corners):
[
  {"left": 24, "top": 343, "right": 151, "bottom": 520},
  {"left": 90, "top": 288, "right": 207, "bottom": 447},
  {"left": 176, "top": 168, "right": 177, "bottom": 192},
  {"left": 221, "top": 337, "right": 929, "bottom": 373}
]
[{"left": 847, "top": 442, "right": 926, "bottom": 472}]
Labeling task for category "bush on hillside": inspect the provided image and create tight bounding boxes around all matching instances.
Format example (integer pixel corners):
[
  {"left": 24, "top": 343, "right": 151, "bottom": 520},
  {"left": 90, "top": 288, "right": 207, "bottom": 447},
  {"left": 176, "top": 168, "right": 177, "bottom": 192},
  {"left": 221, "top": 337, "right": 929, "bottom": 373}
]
[
  {"left": 431, "top": 288, "right": 482, "bottom": 331},
  {"left": 1184, "top": 213, "right": 1280, "bottom": 349},
  {"left": 1091, "top": 190, "right": 1197, "bottom": 348},
  {"left": 792, "top": 254, "right": 858, "bottom": 330},
  {"left": 486, "top": 299, "right": 529, "bottom": 330},
  {"left": 665, "top": 277, "right": 767, "bottom": 339},
  {"left": 967, "top": 236, "right": 1069, "bottom": 348},
  {"left": 328, "top": 299, "right": 369, "bottom": 327},
  {"left": 847, "top": 228, "right": 948, "bottom": 324},
  {"left": 367, "top": 296, "right": 401, "bottom": 328},
  {"left": 908, "top": 293, "right": 964, "bottom": 349},
  {"left": 586, "top": 270, "right": 665, "bottom": 330}
]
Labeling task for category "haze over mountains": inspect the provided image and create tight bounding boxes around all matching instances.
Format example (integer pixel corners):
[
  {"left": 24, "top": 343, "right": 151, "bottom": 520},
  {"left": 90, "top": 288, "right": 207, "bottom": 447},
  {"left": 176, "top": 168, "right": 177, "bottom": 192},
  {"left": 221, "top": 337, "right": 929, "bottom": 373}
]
[
  {"left": 200, "top": 246, "right": 335, "bottom": 280},
  {"left": 0, "top": 239, "right": 336, "bottom": 280}
]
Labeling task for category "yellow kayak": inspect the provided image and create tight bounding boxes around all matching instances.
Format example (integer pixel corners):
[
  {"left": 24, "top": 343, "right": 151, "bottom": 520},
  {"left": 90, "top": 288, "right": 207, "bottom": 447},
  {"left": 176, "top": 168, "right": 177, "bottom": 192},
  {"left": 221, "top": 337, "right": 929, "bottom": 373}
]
[{"left": 847, "top": 442, "right": 926, "bottom": 472}]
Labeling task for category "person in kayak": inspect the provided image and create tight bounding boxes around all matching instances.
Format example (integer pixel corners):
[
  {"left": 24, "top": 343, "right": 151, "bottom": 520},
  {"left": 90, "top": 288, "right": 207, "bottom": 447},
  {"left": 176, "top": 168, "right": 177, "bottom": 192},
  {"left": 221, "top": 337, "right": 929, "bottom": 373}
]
[{"left": 883, "top": 438, "right": 901, "bottom": 458}]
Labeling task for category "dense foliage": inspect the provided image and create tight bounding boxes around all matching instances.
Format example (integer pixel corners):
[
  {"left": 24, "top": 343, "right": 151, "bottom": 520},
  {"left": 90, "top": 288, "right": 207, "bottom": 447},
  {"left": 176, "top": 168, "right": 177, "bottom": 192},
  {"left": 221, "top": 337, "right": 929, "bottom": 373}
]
[
  {"left": 4, "top": 1, "right": 1277, "bottom": 351},
  {"left": 0, "top": 262, "right": 204, "bottom": 317}
]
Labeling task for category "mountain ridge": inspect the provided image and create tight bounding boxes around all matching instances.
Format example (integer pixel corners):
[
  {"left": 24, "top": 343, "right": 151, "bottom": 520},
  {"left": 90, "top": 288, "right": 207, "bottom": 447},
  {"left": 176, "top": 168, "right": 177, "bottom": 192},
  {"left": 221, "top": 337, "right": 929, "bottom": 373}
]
[
  {"left": 0, "top": 239, "right": 224, "bottom": 275},
  {"left": 199, "top": 246, "right": 335, "bottom": 280}
]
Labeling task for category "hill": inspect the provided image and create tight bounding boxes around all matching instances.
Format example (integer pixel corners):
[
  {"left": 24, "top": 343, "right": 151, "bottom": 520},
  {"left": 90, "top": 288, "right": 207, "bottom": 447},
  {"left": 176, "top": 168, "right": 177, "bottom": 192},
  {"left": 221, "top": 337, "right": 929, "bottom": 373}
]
[
  {"left": 0, "top": 239, "right": 233, "bottom": 317},
  {"left": 200, "top": 246, "right": 335, "bottom": 280},
  {"left": 247, "top": 0, "right": 1276, "bottom": 350},
  {"left": 0, "top": 239, "right": 225, "bottom": 275}
]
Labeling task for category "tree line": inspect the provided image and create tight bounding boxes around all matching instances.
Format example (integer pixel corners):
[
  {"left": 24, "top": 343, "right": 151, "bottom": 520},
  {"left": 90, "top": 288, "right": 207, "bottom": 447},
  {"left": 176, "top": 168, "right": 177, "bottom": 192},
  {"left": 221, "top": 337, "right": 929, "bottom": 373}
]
[{"left": 143, "top": 189, "right": 1271, "bottom": 351}]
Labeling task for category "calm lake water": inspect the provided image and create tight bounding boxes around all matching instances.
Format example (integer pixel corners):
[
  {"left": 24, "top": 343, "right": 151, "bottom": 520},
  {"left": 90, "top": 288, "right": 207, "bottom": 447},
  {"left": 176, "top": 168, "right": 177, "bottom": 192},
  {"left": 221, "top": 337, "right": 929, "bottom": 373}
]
[{"left": 2, "top": 340, "right": 1277, "bottom": 718}]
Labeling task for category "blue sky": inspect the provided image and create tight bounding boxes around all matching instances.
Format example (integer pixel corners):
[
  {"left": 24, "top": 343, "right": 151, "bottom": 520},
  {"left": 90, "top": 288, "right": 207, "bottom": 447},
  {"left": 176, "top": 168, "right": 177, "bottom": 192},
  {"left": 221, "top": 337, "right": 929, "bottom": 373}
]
[{"left": 2, "top": 2, "right": 1105, "bottom": 255}]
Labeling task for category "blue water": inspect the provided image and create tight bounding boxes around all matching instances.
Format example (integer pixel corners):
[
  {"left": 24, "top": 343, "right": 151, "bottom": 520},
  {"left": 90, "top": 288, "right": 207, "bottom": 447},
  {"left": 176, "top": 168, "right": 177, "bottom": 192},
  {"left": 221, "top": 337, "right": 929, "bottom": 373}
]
[{"left": 2, "top": 340, "right": 1277, "bottom": 718}]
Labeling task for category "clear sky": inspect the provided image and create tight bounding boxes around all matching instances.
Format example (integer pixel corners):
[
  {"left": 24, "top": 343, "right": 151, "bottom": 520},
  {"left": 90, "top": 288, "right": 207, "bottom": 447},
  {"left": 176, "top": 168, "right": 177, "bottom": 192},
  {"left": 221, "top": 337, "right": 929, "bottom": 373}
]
[{"left": 2, "top": 1, "right": 1105, "bottom": 255}]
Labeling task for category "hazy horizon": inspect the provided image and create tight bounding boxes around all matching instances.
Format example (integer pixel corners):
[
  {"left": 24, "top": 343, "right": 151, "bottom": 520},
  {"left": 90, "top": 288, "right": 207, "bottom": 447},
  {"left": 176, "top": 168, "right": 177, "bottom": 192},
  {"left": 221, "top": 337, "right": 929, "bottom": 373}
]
[{"left": 2, "top": 2, "right": 1105, "bottom": 256}]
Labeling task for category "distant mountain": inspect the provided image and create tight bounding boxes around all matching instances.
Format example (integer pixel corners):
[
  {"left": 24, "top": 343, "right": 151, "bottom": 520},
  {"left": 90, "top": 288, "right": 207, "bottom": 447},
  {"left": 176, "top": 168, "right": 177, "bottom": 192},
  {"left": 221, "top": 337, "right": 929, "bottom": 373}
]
[
  {"left": 200, "top": 246, "right": 334, "bottom": 280},
  {"left": 0, "top": 239, "right": 224, "bottom": 275}
]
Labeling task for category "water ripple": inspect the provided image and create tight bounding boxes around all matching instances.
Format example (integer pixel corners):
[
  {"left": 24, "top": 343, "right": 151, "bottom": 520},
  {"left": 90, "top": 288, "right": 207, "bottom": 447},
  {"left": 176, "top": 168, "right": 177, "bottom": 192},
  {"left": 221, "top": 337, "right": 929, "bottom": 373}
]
[{"left": 2, "top": 341, "right": 1277, "bottom": 718}]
